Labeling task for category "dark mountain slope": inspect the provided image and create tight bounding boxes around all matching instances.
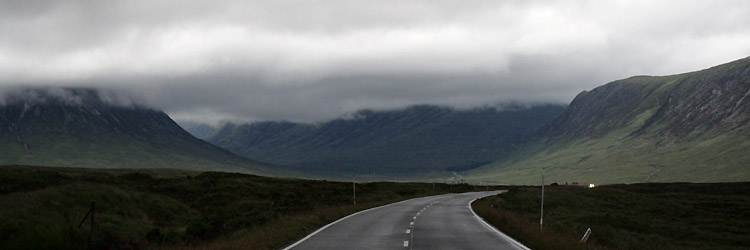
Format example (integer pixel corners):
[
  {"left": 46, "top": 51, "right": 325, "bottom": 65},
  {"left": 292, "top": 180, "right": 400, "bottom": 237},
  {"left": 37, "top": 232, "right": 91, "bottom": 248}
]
[
  {"left": 206, "top": 104, "right": 565, "bottom": 176},
  {"left": 0, "top": 88, "right": 283, "bottom": 176},
  {"left": 469, "top": 56, "right": 750, "bottom": 184}
]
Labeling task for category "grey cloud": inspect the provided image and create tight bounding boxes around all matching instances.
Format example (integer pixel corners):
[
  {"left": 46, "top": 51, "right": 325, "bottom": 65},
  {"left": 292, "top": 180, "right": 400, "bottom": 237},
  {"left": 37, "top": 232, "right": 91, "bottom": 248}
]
[
  {"left": 1, "top": 0, "right": 749, "bottom": 123},
  {"left": 0, "top": 85, "right": 153, "bottom": 108},
  {"left": 0, "top": 86, "right": 85, "bottom": 105}
]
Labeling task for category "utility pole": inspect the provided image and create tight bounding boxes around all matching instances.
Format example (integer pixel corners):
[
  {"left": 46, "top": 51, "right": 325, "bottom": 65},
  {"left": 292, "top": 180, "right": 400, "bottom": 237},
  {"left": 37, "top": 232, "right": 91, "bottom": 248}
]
[
  {"left": 432, "top": 181, "right": 435, "bottom": 194},
  {"left": 353, "top": 174, "right": 356, "bottom": 206},
  {"left": 540, "top": 168, "right": 545, "bottom": 231}
]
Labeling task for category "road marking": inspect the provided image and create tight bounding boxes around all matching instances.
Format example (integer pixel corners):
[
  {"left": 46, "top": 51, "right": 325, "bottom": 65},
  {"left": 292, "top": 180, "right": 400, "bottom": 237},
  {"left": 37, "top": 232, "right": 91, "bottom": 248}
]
[
  {"left": 286, "top": 192, "right": 510, "bottom": 250},
  {"left": 406, "top": 229, "right": 411, "bottom": 234},
  {"left": 413, "top": 216, "right": 417, "bottom": 219},
  {"left": 282, "top": 198, "right": 414, "bottom": 250}
]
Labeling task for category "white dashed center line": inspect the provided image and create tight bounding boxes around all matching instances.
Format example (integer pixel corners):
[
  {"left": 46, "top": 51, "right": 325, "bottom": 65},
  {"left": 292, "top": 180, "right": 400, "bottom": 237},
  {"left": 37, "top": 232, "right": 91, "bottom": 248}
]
[{"left": 404, "top": 241, "right": 409, "bottom": 247}]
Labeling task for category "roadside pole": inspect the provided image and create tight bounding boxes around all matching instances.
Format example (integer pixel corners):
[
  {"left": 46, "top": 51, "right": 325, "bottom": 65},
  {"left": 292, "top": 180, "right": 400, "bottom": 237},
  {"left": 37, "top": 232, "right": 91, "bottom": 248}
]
[
  {"left": 541, "top": 168, "right": 545, "bottom": 231},
  {"left": 353, "top": 174, "right": 356, "bottom": 206}
]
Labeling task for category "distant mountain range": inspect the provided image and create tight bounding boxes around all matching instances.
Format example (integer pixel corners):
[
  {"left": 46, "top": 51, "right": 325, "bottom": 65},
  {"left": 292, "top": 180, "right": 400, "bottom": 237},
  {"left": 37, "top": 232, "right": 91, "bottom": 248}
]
[
  {"left": 468, "top": 56, "right": 750, "bottom": 184},
  {"left": 4, "top": 57, "right": 748, "bottom": 184},
  {"left": 0, "top": 88, "right": 284, "bottom": 176},
  {"left": 202, "top": 105, "right": 564, "bottom": 177}
]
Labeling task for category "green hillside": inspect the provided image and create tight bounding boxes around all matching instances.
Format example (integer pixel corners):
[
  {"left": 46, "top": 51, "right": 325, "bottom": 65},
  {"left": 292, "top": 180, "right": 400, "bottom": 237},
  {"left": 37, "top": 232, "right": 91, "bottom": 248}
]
[
  {"left": 468, "top": 56, "right": 750, "bottom": 184},
  {"left": 0, "top": 88, "right": 285, "bottom": 176},
  {"left": 206, "top": 104, "right": 565, "bottom": 178}
]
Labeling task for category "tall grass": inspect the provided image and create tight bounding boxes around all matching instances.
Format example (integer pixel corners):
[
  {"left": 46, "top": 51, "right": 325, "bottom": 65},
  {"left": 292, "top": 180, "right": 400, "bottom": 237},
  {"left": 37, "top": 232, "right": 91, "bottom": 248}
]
[
  {"left": 473, "top": 183, "right": 750, "bottom": 250},
  {"left": 0, "top": 165, "right": 483, "bottom": 249}
]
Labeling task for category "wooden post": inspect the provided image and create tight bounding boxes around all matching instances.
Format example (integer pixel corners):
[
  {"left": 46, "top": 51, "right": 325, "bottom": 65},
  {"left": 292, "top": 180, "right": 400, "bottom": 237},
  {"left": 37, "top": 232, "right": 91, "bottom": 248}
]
[
  {"left": 541, "top": 168, "right": 545, "bottom": 232},
  {"left": 90, "top": 201, "right": 95, "bottom": 233},
  {"left": 78, "top": 202, "right": 95, "bottom": 229}
]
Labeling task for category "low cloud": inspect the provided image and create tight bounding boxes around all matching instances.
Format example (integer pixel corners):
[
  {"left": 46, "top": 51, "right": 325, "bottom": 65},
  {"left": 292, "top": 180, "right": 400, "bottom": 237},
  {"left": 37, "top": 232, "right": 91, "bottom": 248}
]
[{"left": 1, "top": 0, "right": 749, "bottom": 124}]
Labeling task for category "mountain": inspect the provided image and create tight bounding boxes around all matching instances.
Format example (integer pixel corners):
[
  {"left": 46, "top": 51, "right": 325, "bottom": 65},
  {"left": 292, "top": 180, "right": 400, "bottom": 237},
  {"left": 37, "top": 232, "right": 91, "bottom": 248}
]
[
  {"left": 468, "top": 56, "right": 750, "bottom": 184},
  {"left": 205, "top": 104, "right": 565, "bottom": 177},
  {"left": 0, "top": 88, "right": 283, "bottom": 176}
]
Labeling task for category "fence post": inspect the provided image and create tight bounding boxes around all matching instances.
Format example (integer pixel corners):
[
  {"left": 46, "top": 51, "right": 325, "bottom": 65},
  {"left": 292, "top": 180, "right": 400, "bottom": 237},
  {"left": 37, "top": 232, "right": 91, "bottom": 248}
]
[
  {"left": 90, "top": 201, "right": 95, "bottom": 234},
  {"left": 77, "top": 201, "right": 95, "bottom": 249}
]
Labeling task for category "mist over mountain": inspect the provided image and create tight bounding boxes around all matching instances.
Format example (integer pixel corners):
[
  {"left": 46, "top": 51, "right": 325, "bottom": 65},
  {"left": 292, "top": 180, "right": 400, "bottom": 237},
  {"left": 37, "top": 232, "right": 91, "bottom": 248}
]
[
  {"left": 470, "top": 56, "right": 750, "bottom": 184},
  {"left": 177, "top": 120, "right": 216, "bottom": 140},
  {"left": 205, "top": 104, "right": 565, "bottom": 177},
  {"left": 5, "top": 56, "right": 749, "bottom": 184},
  {"left": 0, "top": 87, "right": 282, "bottom": 176}
]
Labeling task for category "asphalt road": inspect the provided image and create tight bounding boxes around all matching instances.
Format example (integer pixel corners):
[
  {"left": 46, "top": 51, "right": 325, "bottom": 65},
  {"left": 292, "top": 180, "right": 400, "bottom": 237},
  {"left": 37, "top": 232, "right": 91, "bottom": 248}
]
[{"left": 284, "top": 191, "right": 528, "bottom": 250}]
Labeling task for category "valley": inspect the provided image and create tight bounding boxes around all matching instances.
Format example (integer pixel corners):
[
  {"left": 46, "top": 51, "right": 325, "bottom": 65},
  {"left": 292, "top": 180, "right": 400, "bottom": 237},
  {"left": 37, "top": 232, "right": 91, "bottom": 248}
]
[
  {"left": 2, "top": 2, "right": 748, "bottom": 249},
  {"left": 202, "top": 105, "right": 564, "bottom": 178}
]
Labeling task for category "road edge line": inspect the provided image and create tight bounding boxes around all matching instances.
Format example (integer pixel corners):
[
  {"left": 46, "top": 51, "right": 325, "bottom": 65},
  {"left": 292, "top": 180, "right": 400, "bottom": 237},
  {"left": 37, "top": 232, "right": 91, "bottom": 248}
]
[
  {"left": 282, "top": 196, "right": 435, "bottom": 250},
  {"left": 469, "top": 193, "right": 531, "bottom": 250}
]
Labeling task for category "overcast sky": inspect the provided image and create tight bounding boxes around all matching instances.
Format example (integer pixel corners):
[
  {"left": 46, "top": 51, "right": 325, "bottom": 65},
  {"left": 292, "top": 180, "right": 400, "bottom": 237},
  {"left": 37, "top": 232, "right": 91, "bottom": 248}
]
[{"left": 1, "top": 0, "right": 749, "bottom": 124}]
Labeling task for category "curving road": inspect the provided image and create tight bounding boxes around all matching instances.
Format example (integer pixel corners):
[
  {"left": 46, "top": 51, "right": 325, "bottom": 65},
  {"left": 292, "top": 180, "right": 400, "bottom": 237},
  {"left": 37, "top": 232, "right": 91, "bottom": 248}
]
[{"left": 284, "top": 191, "right": 529, "bottom": 250}]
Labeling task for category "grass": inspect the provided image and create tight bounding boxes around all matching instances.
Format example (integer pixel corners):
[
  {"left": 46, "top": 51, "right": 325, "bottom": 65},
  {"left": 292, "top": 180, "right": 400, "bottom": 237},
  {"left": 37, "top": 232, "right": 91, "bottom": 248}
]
[
  {"left": 466, "top": 126, "right": 750, "bottom": 184},
  {"left": 472, "top": 183, "right": 750, "bottom": 250},
  {"left": 0, "top": 128, "right": 291, "bottom": 178},
  {"left": 0, "top": 165, "right": 485, "bottom": 250}
]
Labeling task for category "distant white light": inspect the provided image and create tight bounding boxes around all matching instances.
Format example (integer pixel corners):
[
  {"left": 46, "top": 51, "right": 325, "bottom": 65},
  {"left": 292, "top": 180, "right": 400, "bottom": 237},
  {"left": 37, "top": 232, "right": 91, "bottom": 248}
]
[{"left": 588, "top": 184, "right": 596, "bottom": 188}]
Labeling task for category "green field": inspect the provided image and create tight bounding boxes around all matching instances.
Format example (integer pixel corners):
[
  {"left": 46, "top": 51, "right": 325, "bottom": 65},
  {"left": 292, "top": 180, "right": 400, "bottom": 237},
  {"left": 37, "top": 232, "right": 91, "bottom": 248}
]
[
  {"left": 0, "top": 165, "right": 482, "bottom": 250},
  {"left": 472, "top": 183, "right": 750, "bottom": 250},
  {"left": 466, "top": 123, "right": 750, "bottom": 185}
]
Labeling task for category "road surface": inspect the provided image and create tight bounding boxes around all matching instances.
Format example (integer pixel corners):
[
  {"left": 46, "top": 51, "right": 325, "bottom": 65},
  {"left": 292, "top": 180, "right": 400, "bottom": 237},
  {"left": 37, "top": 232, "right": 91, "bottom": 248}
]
[{"left": 284, "top": 191, "right": 528, "bottom": 250}]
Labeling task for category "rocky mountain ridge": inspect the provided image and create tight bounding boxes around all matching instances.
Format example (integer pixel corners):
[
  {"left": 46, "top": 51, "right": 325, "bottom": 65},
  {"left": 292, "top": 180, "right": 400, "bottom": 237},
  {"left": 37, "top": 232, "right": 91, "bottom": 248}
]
[
  {"left": 469, "top": 56, "right": 750, "bottom": 184},
  {"left": 540, "top": 56, "right": 750, "bottom": 140}
]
